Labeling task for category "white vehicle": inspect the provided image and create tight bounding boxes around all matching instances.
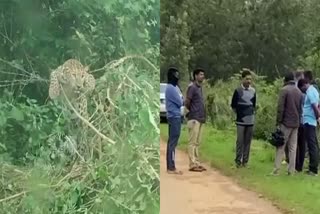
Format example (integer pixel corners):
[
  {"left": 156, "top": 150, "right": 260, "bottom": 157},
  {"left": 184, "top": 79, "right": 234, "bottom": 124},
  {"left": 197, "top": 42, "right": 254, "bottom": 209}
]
[{"left": 160, "top": 83, "right": 185, "bottom": 121}]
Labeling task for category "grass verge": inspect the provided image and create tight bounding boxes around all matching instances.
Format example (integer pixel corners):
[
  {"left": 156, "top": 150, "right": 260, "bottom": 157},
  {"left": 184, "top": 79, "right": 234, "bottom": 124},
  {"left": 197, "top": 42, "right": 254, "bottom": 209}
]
[{"left": 160, "top": 123, "right": 320, "bottom": 214}]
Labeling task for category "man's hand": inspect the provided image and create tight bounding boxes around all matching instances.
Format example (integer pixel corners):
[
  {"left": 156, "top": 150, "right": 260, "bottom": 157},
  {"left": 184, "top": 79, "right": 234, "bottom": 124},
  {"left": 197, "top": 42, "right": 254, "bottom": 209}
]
[
  {"left": 317, "top": 117, "right": 320, "bottom": 125},
  {"left": 184, "top": 107, "right": 189, "bottom": 116}
]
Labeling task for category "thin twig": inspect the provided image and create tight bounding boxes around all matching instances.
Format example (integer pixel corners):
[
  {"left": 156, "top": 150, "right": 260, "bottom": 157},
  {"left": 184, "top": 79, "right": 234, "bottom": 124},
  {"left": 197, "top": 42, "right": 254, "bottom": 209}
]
[
  {"left": 60, "top": 87, "right": 116, "bottom": 145},
  {"left": 0, "top": 58, "right": 31, "bottom": 76},
  {"left": 106, "top": 88, "right": 119, "bottom": 109},
  {"left": 0, "top": 191, "right": 27, "bottom": 203},
  {"left": 91, "top": 55, "right": 158, "bottom": 73},
  {"left": 65, "top": 136, "right": 86, "bottom": 162},
  {"left": 0, "top": 82, "right": 31, "bottom": 88},
  {"left": 0, "top": 70, "right": 31, "bottom": 78},
  {"left": 88, "top": 99, "right": 100, "bottom": 121}
]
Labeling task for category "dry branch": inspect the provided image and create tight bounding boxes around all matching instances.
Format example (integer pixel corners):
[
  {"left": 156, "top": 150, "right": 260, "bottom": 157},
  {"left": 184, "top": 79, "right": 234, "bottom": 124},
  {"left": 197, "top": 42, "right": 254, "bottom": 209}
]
[{"left": 60, "top": 87, "right": 116, "bottom": 145}]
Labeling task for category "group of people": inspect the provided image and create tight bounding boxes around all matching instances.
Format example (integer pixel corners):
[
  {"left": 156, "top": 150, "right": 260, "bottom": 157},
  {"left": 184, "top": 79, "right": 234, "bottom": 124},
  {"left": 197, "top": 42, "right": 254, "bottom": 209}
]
[
  {"left": 273, "top": 71, "right": 320, "bottom": 176},
  {"left": 165, "top": 66, "right": 320, "bottom": 176}
]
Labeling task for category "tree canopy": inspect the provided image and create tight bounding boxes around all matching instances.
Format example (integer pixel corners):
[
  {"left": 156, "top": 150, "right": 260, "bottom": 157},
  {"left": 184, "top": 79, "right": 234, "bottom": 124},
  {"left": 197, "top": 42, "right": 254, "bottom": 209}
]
[{"left": 161, "top": 0, "right": 320, "bottom": 82}]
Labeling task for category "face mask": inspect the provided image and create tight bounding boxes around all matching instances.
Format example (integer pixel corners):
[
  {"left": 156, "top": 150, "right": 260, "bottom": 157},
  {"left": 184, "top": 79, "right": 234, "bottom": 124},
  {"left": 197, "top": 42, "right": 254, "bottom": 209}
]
[{"left": 168, "top": 69, "right": 179, "bottom": 86}]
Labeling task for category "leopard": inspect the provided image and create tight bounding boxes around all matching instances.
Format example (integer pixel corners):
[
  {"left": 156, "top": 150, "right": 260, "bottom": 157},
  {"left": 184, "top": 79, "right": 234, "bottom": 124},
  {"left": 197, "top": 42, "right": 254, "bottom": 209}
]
[{"left": 48, "top": 59, "right": 95, "bottom": 119}]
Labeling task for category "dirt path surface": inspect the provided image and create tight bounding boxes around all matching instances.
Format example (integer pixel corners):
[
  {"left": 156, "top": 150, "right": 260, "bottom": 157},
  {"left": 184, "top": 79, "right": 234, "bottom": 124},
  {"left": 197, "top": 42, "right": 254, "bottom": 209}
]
[{"left": 160, "top": 140, "right": 282, "bottom": 214}]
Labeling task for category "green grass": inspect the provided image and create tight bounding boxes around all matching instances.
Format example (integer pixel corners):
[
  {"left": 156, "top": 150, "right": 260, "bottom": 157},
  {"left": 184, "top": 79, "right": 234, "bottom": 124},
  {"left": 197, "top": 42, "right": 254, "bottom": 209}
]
[{"left": 160, "top": 123, "right": 320, "bottom": 214}]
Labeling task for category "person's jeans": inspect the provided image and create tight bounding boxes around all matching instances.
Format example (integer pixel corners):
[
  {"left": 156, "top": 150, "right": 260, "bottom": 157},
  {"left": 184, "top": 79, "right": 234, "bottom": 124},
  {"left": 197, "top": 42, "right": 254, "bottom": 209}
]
[
  {"left": 295, "top": 125, "right": 305, "bottom": 172},
  {"left": 304, "top": 123, "right": 319, "bottom": 174},
  {"left": 167, "top": 117, "right": 182, "bottom": 171}
]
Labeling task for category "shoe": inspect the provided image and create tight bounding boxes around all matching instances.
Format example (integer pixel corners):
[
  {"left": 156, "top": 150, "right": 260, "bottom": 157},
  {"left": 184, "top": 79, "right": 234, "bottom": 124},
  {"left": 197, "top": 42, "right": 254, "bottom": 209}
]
[
  {"left": 167, "top": 169, "right": 183, "bottom": 175},
  {"left": 306, "top": 171, "right": 318, "bottom": 176},
  {"left": 242, "top": 163, "right": 250, "bottom": 169},
  {"left": 189, "top": 166, "right": 203, "bottom": 172},
  {"left": 198, "top": 165, "right": 207, "bottom": 171},
  {"left": 269, "top": 169, "right": 280, "bottom": 176}
]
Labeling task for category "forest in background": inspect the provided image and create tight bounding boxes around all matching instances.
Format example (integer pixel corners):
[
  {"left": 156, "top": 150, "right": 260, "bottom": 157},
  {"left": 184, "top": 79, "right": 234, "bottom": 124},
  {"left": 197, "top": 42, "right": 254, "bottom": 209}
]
[
  {"left": 161, "top": 0, "right": 320, "bottom": 82},
  {"left": 0, "top": 0, "right": 160, "bottom": 213}
]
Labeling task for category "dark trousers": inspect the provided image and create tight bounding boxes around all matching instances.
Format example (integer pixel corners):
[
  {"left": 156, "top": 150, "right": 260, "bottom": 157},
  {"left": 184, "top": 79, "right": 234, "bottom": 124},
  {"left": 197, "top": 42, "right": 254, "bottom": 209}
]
[
  {"left": 295, "top": 125, "right": 305, "bottom": 172},
  {"left": 235, "top": 125, "right": 253, "bottom": 166},
  {"left": 304, "top": 124, "right": 319, "bottom": 174},
  {"left": 167, "top": 117, "right": 182, "bottom": 170}
]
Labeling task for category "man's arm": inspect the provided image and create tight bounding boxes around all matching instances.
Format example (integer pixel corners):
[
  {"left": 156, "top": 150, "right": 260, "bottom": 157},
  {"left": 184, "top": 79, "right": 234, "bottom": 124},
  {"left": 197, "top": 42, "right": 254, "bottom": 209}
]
[
  {"left": 307, "top": 90, "right": 320, "bottom": 119},
  {"left": 231, "top": 89, "right": 238, "bottom": 112},
  {"left": 185, "top": 86, "right": 194, "bottom": 110},
  {"left": 252, "top": 92, "right": 257, "bottom": 111},
  {"left": 166, "top": 86, "right": 183, "bottom": 108},
  {"left": 276, "top": 89, "right": 286, "bottom": 126},
  {"left": 299, "top": 94, "right": 304, "bottom": 124},
  {"left": 311, "top": 104, "right": 319, "bottom": 119}
]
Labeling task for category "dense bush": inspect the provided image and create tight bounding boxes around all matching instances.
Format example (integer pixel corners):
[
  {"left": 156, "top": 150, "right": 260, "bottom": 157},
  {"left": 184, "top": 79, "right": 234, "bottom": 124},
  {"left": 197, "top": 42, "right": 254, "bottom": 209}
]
[
  {"left": 0, "top": 59, "right": 160, "bottom": 214},
  {"left": 0, "top": 91, "right": 70, "bottom": 165}
]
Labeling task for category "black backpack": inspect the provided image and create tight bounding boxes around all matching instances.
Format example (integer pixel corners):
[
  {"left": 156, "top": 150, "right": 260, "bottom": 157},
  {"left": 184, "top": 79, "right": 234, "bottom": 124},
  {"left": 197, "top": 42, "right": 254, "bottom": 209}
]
[{"left": 269, "top": 128, "right": 285, "bottom": 147}]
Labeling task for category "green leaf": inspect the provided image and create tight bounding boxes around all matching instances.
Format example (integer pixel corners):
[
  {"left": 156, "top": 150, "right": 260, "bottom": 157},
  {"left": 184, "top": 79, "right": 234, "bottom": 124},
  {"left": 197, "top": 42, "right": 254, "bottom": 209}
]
[
  {"left": 9, "top": 107, "right": 24, "bottom": 121},
  {"left": 0, "top": 116, "right": 7, "bottom": 126},
  {"left": 148, "top": 107, "right": 159, "bottom": 135},
  {"left": 139, "top": 108, "right": 149, "bottom": 125},
  {"left": 0, "top": 143, "right": 6, "bottom": 151}
]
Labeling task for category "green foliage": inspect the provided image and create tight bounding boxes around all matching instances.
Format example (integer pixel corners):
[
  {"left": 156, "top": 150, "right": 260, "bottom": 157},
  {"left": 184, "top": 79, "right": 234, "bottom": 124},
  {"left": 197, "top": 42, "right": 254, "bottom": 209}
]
[
  {"left": 161, "top": 3, "right": 192, "bottom": 82},
  {"left": 0, "top": 90, "right": 69, "bottom": 165},
  {"left": 161, "top": 0, "right": 320, "bottom": 81},
  {"left": 0, "top": 0, "right": 159, "bottom": 213},
  {"left": 0, "top": 61, "right": 160, "bottom": 213}
]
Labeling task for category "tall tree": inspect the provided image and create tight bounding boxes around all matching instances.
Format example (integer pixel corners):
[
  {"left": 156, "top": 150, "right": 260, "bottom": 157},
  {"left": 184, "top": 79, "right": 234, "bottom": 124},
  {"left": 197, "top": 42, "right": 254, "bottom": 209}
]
[{"left": 161, "top": 3, "right": 192, "bottom": 82}]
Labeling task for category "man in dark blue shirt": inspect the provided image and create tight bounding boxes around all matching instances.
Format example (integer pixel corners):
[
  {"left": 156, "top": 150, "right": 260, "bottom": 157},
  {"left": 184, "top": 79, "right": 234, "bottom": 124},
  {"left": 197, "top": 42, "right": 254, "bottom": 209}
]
[
  {"left": 165, "top": 67, "right": 183, "bottom": 174},
  {"left": 185, "top": 68, "right": 206, "bottom": 172}
]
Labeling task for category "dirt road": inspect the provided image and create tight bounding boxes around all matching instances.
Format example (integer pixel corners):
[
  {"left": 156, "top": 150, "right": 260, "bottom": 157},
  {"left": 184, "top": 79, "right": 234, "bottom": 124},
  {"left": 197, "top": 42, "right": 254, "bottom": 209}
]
[{"left": 160, "top": 141, "right": 282, "bottom": 214}]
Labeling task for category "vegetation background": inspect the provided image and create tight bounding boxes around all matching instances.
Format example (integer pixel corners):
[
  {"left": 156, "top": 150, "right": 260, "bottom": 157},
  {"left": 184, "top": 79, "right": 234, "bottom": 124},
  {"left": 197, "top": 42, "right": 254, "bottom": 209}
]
[{"left": 0, "top": 0, "right": 160, "bottom": 213}]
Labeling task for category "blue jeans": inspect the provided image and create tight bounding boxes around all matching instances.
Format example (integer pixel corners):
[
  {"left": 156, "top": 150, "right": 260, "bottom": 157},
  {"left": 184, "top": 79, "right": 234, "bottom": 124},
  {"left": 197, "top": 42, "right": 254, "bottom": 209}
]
[{"left": 167, "top": 117, "right": 182, "bottom": 170}]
